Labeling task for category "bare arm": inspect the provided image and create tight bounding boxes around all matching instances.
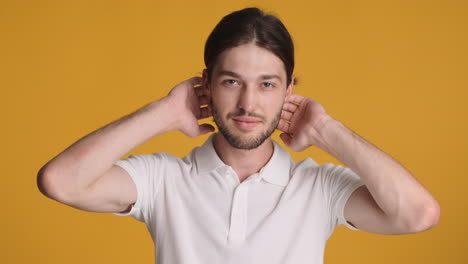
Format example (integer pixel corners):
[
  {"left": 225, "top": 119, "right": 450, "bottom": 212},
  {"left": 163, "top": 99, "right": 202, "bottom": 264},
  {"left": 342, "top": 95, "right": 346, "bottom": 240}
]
[
  {"left": 278, "top": 94, "right": 440, "bottom": 234},
  {"left": 37, "top": 77, "right": 213, "bottom": 213}
]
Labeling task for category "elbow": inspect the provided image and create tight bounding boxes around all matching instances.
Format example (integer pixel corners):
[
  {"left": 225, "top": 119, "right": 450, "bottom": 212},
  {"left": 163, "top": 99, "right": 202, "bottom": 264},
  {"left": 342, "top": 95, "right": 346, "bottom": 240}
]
[
  {"left": 406, "top": 200, "right": 441, "bottom": 233},
  {"left": 37, "top": 165, "right": 70, "bottom": 202},
  {"left": 37, "top": 165, "right": 53, "bottom": 198},
  {"left": 423, "top": 200, "right": 441, "bottom": 230}
]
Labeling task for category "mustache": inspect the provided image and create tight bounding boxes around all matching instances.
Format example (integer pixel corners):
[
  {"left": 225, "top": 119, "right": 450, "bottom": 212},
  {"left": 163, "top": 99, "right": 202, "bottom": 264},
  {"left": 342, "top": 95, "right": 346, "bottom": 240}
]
[{"left": 227, "top": 109, "right": 265, "bottom": 121}]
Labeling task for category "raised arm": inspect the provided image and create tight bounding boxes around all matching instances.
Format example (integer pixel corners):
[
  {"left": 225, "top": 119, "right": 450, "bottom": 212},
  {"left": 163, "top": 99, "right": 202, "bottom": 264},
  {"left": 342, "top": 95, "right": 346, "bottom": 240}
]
[
  {"left": 37, "top": 77, "right": 213, "bottom": 213},
  {"left": 278, "top": 94, "right": 440, "bottom": 235}
]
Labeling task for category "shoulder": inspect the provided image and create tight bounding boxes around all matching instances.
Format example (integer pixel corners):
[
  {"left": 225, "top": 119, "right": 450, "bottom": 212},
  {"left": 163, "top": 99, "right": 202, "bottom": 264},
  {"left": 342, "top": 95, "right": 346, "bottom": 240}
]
[
  {"left": 293, "top": 160, "right": 353, "bottom": 175},
  {"left": 291, "top": 160, "right": 359, "bottom": 185},
  {"left": 116, "top": 150, "right": 195, "bottom": 171},
  {"left": 291, "top": 158, "right": 321, "bottom": 177},
  {"left": 286, "top": 158, "right": 323, "bottom": 189}
]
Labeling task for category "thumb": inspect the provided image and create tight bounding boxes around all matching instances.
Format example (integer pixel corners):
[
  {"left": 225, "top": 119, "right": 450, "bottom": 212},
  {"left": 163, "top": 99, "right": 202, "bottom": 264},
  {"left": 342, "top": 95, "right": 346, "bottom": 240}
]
[
  {"left": 279, "top": 133, "right": 292, "bottom": 146},
  {"left": 280, "top": 133, "right": 302, "bottom": 152},
  {"left": 198, "top": 123, "right": 215, "bottom": 135}
]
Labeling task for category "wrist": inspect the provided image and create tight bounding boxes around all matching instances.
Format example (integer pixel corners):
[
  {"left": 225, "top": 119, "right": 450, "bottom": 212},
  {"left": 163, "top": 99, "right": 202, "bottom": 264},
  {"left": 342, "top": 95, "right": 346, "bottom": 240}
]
[
  {"left": 310, "top": 115, "right": 341, "bottom": 153},
  {"left": 143, "top": 97, "right": 180, "bottom": 134}
]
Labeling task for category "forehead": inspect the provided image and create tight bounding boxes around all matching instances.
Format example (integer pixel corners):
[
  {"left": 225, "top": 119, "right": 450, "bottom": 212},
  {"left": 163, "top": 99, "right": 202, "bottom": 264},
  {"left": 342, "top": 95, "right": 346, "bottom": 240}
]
[{"left": 212, "top": 43, "right": 286, "bottom": 81}]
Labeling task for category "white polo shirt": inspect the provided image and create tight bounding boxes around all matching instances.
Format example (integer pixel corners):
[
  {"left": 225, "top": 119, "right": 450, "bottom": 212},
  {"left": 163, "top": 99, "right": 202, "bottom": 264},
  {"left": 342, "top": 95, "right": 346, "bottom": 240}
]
[{"left": 114, "top": 133, "right": 364, "bottom": 264}]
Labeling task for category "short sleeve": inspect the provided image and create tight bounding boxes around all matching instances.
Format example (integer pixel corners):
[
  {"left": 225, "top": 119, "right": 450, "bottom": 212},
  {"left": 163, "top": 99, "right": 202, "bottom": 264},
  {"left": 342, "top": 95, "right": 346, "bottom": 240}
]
[
  {"left": 112, "top": 153, "right": 165, "bottom": 223},
  {"left": 321, "top": 163, "right": 365, "bottom": 231}
]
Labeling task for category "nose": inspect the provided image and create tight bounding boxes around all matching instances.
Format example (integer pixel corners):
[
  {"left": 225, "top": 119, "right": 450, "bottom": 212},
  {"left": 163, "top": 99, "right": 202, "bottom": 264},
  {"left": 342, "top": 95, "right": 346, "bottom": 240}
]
[{"left": 237, "top": 86, "right": 256, "bottom": 113}]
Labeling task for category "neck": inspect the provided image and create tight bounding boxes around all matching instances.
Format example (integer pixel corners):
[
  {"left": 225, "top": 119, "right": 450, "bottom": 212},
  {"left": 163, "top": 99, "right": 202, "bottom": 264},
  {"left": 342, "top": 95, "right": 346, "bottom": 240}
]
[{"left": 213, "top": 133, "right": 274, "bottom": 182}]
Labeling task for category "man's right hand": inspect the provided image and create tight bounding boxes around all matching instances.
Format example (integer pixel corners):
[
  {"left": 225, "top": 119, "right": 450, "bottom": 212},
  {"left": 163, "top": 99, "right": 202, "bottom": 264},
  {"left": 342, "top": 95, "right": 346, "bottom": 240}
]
[
  {"left": 164, "top": 76, "right": 215, "bottom": 137},
  {"left": 37, "top": 76, "right": 215, "bottom": 214}
]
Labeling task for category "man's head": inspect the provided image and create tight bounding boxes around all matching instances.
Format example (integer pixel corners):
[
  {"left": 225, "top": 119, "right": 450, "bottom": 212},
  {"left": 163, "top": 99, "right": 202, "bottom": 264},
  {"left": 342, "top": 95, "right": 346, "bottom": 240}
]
[
  {"left": 204, "top": 7, "right": 295, "bottom": 87},
  {"left": 203, "top": 7, "right": 295, "bottom": 150}
]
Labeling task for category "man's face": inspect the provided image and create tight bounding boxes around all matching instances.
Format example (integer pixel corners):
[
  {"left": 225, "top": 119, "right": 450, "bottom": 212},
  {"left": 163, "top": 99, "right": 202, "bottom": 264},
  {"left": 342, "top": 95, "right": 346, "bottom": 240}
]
[{"left": 206, "top": 43, "right": 292, "bottom": 150}]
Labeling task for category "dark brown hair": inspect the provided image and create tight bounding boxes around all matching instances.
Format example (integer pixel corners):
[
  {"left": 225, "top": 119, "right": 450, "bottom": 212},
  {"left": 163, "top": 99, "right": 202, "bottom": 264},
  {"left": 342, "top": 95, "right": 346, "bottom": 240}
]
[{"left": 204, "top": 7, "right": 295, "bottom": 86}]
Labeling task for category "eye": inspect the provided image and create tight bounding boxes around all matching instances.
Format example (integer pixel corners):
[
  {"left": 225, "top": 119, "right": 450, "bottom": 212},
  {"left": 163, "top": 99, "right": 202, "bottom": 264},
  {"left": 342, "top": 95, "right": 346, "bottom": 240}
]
[
  {"left": 262, "top": 82, "right": 274, "bottom": 88},
  {"left": 223, "top": 79, "right": 240, "bottom": 86}
]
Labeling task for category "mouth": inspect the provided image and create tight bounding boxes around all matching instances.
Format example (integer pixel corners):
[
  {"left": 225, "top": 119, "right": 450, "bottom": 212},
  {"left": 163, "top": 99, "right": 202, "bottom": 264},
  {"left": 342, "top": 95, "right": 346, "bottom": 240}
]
[{"left": 232, "top": 116, "right": 262, "bottom": 131}]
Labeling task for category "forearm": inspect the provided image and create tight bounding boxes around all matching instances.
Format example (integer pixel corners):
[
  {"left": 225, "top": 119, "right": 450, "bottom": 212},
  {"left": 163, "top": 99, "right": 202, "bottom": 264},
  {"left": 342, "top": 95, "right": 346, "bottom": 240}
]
[
  {"left": 39, "top": 97, "right": 175, "bottom": 195},
  {"left": 314, "top": 117, "right": 438, "bottom": 223}
]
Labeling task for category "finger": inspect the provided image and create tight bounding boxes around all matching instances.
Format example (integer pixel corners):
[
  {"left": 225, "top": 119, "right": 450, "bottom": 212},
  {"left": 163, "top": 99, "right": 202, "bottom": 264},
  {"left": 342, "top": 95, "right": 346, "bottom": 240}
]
[
  {"left": 286, "top": 94, "right": 306, "bottom": 105},
  {"left": 194, "top": 85, "right": 209, "bottom": 96},
  {"left": 198, "top": 95, "right": 210, "bottom": 106},
  {"left": 283, "top": 102, "right": 298, "bottom": 113},
  {"left": 198, "top": 106, "right": 212, "bottom": 119},
  {"left": 277, "top": 119, "right": 290, "bottom": 133},
  {"left": 281, "top": 109, "right": 293, "bottom": 121},
  {"left": 198, "top": 123, "right": 215, "bottom": 135},
  {"left": 187, "top": 76, "right": 203, "bottom": 87}
]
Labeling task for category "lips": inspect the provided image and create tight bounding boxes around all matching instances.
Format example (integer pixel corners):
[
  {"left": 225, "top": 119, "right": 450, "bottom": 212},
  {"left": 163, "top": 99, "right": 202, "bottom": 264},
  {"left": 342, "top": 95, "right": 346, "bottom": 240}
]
[
  {"left": 233, "top": 116, "right": 261, "bottom": 122},
  {"left": 232, "top": 116, "right": 261, "bottom": 130}
]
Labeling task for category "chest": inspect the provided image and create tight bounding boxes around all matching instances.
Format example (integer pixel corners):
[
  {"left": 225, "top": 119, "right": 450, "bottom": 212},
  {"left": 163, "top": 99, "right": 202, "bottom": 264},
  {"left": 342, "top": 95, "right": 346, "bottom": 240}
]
[{"left": 153, "top": 171, "right": 331, "bottom": 248}]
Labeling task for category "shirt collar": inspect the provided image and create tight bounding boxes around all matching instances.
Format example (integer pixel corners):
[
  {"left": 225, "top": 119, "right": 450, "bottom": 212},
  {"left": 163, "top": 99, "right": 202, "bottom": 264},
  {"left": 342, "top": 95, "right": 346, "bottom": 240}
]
[
  {"left": 194, "top": 133, "right": 226, "bottom": 174},
  {"left": 260, "top": 140, "right": 293, "bottom": 186},
  {"left": 194, "top": 133, "right": 293, "bottom": 187}
]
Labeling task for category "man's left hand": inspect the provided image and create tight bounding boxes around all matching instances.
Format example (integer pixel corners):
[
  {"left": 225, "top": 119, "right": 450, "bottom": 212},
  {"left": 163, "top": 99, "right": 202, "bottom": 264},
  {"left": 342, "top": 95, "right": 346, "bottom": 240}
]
[{"left": 277, "top": 94, "right": 332, "bottom": 152}]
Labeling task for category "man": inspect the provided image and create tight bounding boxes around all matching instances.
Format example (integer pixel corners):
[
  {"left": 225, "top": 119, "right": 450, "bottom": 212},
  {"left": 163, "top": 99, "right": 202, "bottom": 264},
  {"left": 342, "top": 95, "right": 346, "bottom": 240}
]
[{"left": 37, "top": 7, "right": 440, "bottom": 264}]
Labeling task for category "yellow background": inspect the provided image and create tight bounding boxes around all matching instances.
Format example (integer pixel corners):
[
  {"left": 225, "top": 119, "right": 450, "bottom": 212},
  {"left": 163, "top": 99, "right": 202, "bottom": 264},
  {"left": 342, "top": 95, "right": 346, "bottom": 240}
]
[{"left": 2, "top": 0, "right": 467, "bottom": 263}]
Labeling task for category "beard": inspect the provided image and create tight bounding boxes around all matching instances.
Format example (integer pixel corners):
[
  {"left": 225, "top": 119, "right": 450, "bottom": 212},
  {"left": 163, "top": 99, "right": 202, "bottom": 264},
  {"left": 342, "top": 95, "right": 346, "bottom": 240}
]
[{"left": 211, "top": 103, "right": 282, "bottom": 150}]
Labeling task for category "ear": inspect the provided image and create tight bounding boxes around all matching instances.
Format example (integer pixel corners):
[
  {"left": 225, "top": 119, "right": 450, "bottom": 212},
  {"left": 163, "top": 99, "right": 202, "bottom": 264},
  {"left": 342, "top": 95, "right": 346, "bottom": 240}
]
[
  {"left": 202, "top": 69, "right": 209, "bottom": 89},
  {"left": 202, "top": 69, "right": 213, "bottom": 107},
  {"left": 286, "top": 76, "right": 294, "bottom": 96}
]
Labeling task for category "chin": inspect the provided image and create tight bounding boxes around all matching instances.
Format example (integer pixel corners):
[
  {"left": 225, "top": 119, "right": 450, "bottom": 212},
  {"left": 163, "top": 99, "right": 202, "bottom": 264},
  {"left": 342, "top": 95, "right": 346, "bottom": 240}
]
[{"left": 220, "top": 127, "right": 272, "bottom": 150}]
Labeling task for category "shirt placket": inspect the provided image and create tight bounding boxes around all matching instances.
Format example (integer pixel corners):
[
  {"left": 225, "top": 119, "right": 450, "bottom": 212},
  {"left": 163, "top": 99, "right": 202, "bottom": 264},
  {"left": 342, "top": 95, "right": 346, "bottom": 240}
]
[{"left": 227, "top": 182, "right": 248, "bottom": 246}]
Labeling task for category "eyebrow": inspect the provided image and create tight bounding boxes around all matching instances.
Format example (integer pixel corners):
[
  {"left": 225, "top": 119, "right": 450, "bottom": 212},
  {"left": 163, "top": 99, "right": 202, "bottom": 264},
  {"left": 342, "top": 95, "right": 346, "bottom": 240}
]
[
  {"left": 217, "top": 70, "right": 283, "bottom": 82},
  {"left": 260, "top": 74, "right": 282, "bottom": 81},
  {"left": 218, "top": 70, "right": 241, "bottom": 78}
]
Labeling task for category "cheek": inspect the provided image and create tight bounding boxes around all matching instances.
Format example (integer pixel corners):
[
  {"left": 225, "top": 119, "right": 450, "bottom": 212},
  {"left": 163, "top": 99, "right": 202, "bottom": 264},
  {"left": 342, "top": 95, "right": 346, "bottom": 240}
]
[
  {"left": 262, "top": 97, "right": 286, "bottom": 119},
  {"left": 210, "top": 94, "right": 231, "bottom": 115},
  {"left": 211, "top": 89, "right": 236, "bottom": 107},
  {"left": 264, "top": 93, "right": 286, "bottom": 108}
]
